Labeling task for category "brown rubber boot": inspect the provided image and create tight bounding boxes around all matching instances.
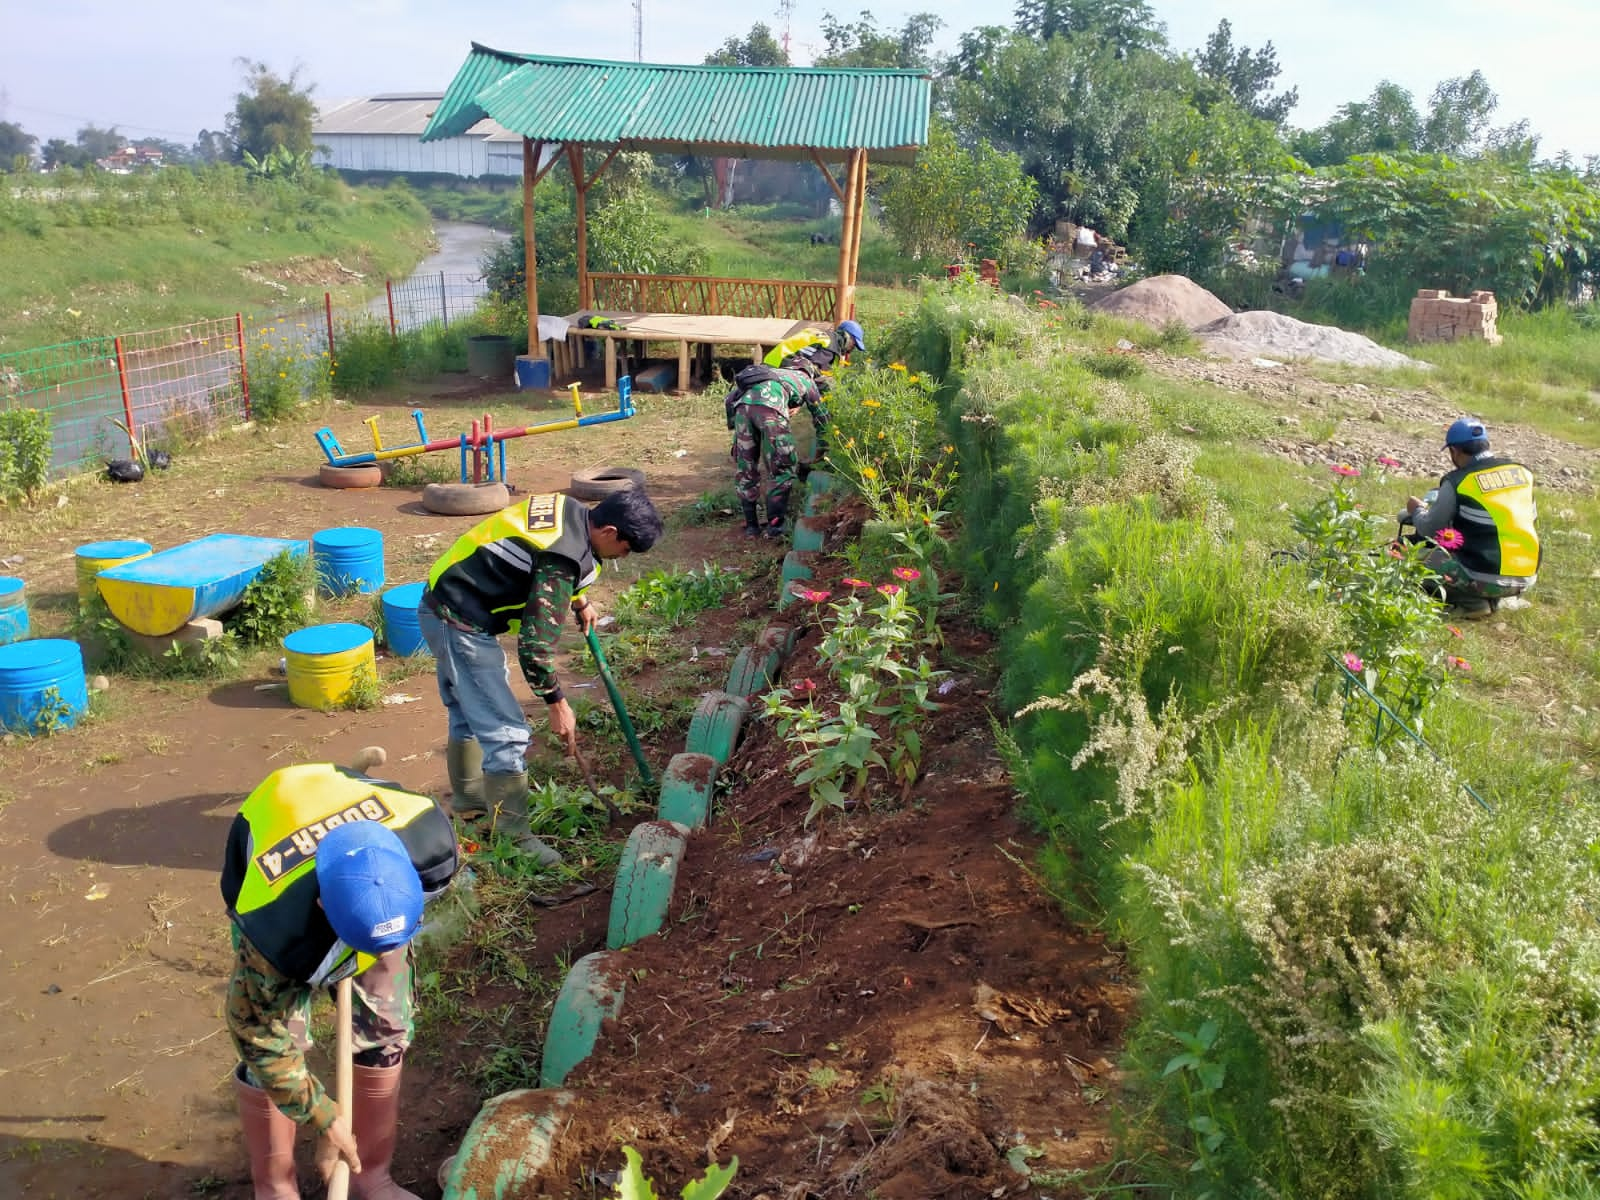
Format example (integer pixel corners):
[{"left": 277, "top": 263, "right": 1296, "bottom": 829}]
[
  {"left": 483, "top": 772, "right": 563, "bottom": 866},
  {"left": 350, "top": 1063, "right": 421, "bottom": 1200},
  {"left": 444, "top": 738, "right": 486, "bottom": 817},
  {"left": 233, "top": 1064, "right": 300, "bottom": 1199}
]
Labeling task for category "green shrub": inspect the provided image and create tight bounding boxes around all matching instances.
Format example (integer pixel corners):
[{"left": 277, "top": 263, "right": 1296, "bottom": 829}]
[
  {"left": 0, "top": 408, "right": 52, "bottom": 499},
  {"left": 231, "top": 550, "right": 317, "bottom": 646}
]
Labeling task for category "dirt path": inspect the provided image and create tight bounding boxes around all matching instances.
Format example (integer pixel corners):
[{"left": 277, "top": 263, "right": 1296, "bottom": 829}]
[{"left": 0, "top": 380, "right": 1118, "bottom": 1198}]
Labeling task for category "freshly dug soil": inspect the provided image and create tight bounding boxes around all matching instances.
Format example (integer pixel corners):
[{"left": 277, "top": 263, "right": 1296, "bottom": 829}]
[{"left": 1089, "top": 274, "right": 1233, "bottom": 329}]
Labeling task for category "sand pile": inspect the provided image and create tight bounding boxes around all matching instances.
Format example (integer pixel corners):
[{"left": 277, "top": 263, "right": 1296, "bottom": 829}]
[
  {"left": 1198, "top": 310, "right": 1423, "bottom": 370},
  {"left": 1089, "top": 275, "right": 1233, "bottom": 329}
]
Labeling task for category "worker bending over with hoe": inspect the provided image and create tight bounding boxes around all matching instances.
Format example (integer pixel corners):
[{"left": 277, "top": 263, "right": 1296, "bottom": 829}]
[
  {"left": 1403, "top": 417, "right": 1540, "bottom": 618},
  {"left": 418, "top": 489, "right": 663, "bottom": 860},
  {"left": 764, "top": 318, "right": 866, "bottom": 378},
  {"left": 223, "top": 750, "right": 459, "bottom": 1199},
  {"left": 726, "top": 360, "right": 829, "bottom": 538}
]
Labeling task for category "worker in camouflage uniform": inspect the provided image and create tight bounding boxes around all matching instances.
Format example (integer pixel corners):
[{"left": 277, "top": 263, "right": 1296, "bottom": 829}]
[
  {"left": 417, "top": 489, "right": 663, "bottom": 861},
  {"left": 726, "top": 362, "right": 828, "bottom": 538},
  {"left": 222, "top": 758, "right": 460, "bottom": 1199}
]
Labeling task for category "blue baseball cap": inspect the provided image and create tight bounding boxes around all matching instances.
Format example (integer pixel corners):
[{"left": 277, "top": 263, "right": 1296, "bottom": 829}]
[
  {"left": 315, "top": 821, "right": 423, "bottom": 954},
  {"left": 1444, "top": 417, "right": 1487, "bottom": 448},
  {"left": 838, "top": 319, "right": 866, "bottom": 351}
]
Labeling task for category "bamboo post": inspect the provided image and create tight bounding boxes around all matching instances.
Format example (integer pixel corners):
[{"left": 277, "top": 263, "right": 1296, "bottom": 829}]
[
  {"left": 234, "top": 313, "right": 252, "bottom": 420},
  {"left": 568, "top": 144, "right": 588, "bottom": 310},
  {"left": 834, "top": 150, "right": 861, "bottom": 324},
  {"left": 523, "top": 138, "right": 546, "bottom": 361},
  {"left": 113, "top": 336, "right": 137, "bottom": 457},
  {"left": 845, "top": 151, "right": 869, "bottom": 319}
]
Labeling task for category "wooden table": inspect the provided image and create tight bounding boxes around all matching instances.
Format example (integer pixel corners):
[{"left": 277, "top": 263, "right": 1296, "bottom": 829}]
[{"left": 562, "top": 312, "right": 816, "bottom": 391}]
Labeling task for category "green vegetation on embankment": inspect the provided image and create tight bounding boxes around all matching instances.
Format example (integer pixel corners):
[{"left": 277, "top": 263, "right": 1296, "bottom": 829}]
[{"left": 0, "top": 167, "right": 434, "bottom": 350}]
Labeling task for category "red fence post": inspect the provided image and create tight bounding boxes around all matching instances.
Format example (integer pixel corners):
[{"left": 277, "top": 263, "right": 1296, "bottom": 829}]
[
  {"left": 386, "top": 280, "right": 397, "bottom": 337},
  {"left": 234, "top": 314, "right": 252, "bottom": 421},
  {"left": 113, "top": 336, "right": 137, "bottom": 455},
  {"left": 325, "top": 292, "right": 336, "bottom": 359},
  {"left": 440, "top": 271, "right": 449, "bottom": 330}
]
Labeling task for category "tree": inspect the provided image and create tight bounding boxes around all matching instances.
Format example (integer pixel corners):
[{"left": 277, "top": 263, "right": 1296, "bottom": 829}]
[
  {"left": 228, "top": 60, "right": 316, "bottom": 163},
  {"left": 1012, "top": 0, "right": 1165, "bottom": 54},
  {"left": 1293, "top": 82, "right": 1421, "bottom": 166},
  {"left": 1196, "top": 19, "right": 1298, "bottom": 125},
  {"left": 1419, "top": 70, "right": 1498, "bottom": 156},
  {"left": 0, "top": 121, "right": 36, "bottom": 170},
  {"left": 705, "top": 22, "right": 787, "bottom": 66},
  {"left": 193, "top": 129, "right": 232, "bottom": 164},
  {"left": 875, "top": 118, "right": 1038, "bottom": 261},
  {"left": 74, "top": 124, "right": 124, "bottom": 162},
  {"left": 815, "top": 11, "right": 943, "bottom": 69}
]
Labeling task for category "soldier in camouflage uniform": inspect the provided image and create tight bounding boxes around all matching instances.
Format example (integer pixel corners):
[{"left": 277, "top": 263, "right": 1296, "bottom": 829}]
[
  {"left": 417, "top": 489, "right": 663, "bottom": 860},
  {"left": 221, "top": 765, "right": 459, "bottom": 1199},
  {"left": 726, "top": 362, "right": 828, "bottom": 538}
]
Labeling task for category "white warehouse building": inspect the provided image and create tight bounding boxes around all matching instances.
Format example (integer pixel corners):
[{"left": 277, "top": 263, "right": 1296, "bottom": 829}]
[{"left": 313, "top": 94, "right": 526, "bottom": 177}]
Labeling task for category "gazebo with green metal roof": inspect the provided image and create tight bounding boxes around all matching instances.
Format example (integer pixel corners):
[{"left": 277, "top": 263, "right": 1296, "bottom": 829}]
[{"left": 422, "top": 45, "right": 931, "bottom": 379}]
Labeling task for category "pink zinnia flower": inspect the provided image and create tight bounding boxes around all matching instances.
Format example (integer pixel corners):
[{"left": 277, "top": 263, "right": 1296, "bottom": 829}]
[
  {"left": 1446, "top": 656, "right": 1471, "bottom": 672},
  {"left": 876, "top": 583, "right": 901, "bottom": 596},
  {"left": 794, "top": 679, "right": 817, "bottom": 694},
  {"left": 842, "top": 578, "right": 870, "bottom": 589},
  {"left": 1446, "top": 625, "right": 1463, "bottom": 638},
  {"left": 1342, "top": 652, "right": 1365, "bottom": 673},
  {"left": 891, "top": 566, "right": 921, "bottom": 582},
  {"left": 800, "top": 588, "right": 831, "bottom": 604},
  {"left": 1330, "top": 463, "right": 1360, "bottom": 478},
  {"left": 1377, "top": 455, "right": 1401, "bottom": 468},
  {"left": 1434, "top": 528, "right": 1465, "bottom": 550}
]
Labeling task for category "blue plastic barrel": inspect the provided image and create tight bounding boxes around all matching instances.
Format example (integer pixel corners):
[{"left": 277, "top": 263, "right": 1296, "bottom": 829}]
[
  {"left": 515, "top": 354, "right": 552, "bottom": 390},
  {"left": 0, "top": 578, "right": 29, "bottom": 646},
  {"left": 380, "top": 581, "right": 428, "bottom": 656},
  {"left": 0, "top": 639, "right": 88, "bottom": 734},
  {"left": 312, "top": 527, "right": 386, "bottom": 597}
]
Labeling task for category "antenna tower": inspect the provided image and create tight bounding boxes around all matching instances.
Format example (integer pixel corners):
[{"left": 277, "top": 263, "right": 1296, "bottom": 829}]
[
  {"left": 777, "top": 0, "right": 795, "bottom": 59},
  {"left": 633, "top": 0, "right": 644, "bottom": 62}
]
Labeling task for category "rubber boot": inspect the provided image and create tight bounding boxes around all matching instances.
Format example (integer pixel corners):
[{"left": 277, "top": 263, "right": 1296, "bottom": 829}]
[
  {"left": 350, "top": 1063, "right": 421, "bottom": 1200},
  {"left": 444, "top": 738, "right": 486, "bottom": 817},
  {"left": 739, "top": 500, "right": 761, "bottom": 538},
  {"left": 763, "top": 494, "right": 789, "bottom": 539},
  {"left": 483, "top": 772, "right": 563, "bottom": 866},
  {"left": 233, "top": 1064, "right": 300, "bottom": 1199}
]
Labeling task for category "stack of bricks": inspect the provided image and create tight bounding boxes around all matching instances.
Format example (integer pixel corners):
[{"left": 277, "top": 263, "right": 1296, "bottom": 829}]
[{"left": 1408, "top": 289, "right": 1503, "bottom": 345}]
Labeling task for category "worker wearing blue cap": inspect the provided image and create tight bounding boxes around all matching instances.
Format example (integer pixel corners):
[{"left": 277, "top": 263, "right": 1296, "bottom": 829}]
[
  {"left": 222, "top": 755, "right": 458, "bottom": 1199},
  {"left": 1403, "top": 417, "right": 1541, "bottom": 617}
]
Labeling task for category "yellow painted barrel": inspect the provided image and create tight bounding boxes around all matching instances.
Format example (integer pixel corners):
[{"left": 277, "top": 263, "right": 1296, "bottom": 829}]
[
  {"left": 283, "top": 622, "right": 376, "bottom": 711},
  {"left": 75, "top": 540, "right": 152, "bottom": 605}
]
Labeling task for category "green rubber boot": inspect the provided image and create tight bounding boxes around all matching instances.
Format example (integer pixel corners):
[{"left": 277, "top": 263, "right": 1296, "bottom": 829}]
[
  {"left": 445, "top": 738, "right": 486, "bottom": 817},
  {"left": 483, "top": 772, "right": 563, "bottom": 867}
]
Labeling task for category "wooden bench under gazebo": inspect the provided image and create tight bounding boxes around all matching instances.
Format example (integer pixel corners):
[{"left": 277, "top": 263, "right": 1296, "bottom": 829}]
[{"left": 421, "top": 46, "right": 931, "bottom": 390}]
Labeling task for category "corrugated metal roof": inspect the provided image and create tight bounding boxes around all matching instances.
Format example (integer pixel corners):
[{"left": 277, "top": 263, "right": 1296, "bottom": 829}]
[
  {"left": 314, "top": 94, "right": 515, "bottom": 140},
  {"left": 421, "top": 44, "right": 929, "bottom": 164}
]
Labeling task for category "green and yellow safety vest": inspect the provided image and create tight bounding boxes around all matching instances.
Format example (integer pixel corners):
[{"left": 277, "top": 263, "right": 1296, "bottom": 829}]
[
  {"left": 221, "top": 764, "right": 458, "bottom": 983},
  {"left": 763, "top": 329, "right": 830, "bottom": 369},
  {"left": 424, "top": 493, "right": 598, "bottom": 635},
  {"left": 1443, "top": 455, "right": 1540, "bottom": 579}
]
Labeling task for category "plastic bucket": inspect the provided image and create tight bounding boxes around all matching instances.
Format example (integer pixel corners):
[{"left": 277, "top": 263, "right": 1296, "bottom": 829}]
[
  {"left": 0, "top": 577, "right": 29, "bottom": 646},
  {"left": 312, "top": 527, "right": 386, "bottom": 597},
  {"left": 0, "top": 638, "right": 88, "bottom": 734},
  {"left": 283, "top": 623, "right": 376, "bottom": 711},
  {"left": 380, "top": 582, "right": 428, "bottom": 656},
  {"left": 75, "top": 539, "right": 152, "bottom": 605},
  {"left": 515, "top": 354, "right": 552, "bottom": 390}
]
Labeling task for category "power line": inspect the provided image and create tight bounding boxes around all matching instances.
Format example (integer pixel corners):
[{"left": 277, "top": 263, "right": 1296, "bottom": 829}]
[{"left": 5, "top": 101, "right": 203, "bottom": 139}]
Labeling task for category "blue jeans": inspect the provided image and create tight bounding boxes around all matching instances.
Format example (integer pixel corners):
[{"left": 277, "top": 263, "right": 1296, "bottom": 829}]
[{"left": 416, "top": 602, "right": 529, "bottom": 776}]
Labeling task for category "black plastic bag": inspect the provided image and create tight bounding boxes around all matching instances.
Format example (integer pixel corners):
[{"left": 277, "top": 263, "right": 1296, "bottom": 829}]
[{"left": 105, "top": 459, "right": 145, "bottom": 484}]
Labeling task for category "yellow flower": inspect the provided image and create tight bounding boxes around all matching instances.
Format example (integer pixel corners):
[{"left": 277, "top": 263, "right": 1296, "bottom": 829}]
[
  {"left": 845, "top": 438, "right": 855, "bottom": 448},
  {"left": 861, "top": 399, "right": 881, "bottom": 408},
  {"left": 877, "top": 431, "right": 885, "bottom": 439},
  {"left": 862, "top": 466, "right": 877, "bottom": 480},
  {"left": 908, "top": 375, "right": 920, "bottom": 383},
  {"left": 889, "top": 362, "right": 906, "bottom": 372},
  {"left": 943, "top": 444, "right": 954, "bottom": 454},
  {"left": 278, "top": 371, "right": 286, "bottom": 378}
]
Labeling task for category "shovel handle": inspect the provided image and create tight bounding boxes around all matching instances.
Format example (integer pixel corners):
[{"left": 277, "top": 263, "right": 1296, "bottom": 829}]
[{"left": 328, "top": 975, "right": 354, "bottom": 1200}]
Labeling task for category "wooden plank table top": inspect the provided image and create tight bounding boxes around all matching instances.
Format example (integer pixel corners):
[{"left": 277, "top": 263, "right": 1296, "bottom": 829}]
[{"left": 562, "top": 311, "right": 820, "bottom": 389}]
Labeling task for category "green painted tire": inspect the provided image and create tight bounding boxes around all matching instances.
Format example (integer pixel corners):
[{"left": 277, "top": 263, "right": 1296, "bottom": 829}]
[
  {"left": 607, "top": 819, "right": 691, "bottom": 949},
  {"left": 780, "top": 550, "right": 817, "bottom": 584},
  {"left": 806, "top": 469, "right": 841, "bottom": 495},
  {"left": 792, "top": 515, "right": 828, "bottom": 552},
  {"left": 685, "top": 690, "right": 749, "bottom": 765},
  {"left": 725, "top": 644, "right": 779, "bottom": 698},
  {"left": 539, "top": 952, "right": 626, "bottom": 1088},
  {"left": 658, "top": 752, "right": 718, "bottom": 829},
  {"left": 441, "top": 1087, "right": 575, "bottom": 1199},
  {"left": 757, "top": 623, "right": 799, "bottom": 660}
]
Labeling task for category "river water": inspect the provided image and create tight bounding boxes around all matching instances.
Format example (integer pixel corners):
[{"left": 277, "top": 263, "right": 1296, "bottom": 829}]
[{"left": 365, "top": 221, "right": 508, "bottom": 330}]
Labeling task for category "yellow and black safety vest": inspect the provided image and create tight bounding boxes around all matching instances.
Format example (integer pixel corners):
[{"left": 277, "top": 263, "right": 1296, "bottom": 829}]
[
  {"left": 221, "top": 764, "right": 457, "bottom": 983},
  {"left": 423, "top": 493, "right": 599, "bottom": 635},
  {"left": 762, "top": 329, "right": 829, "bottom": 369},
  {"left": 1443, "top": 455, "right": 1540, "bottom": 579}
]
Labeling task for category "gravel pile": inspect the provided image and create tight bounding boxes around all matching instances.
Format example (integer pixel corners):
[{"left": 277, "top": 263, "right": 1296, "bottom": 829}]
[
  {"left": 1089, "top": 274, "right": 1233, "bottom": 329},
  {"left": 1198, "top": 310, "right": 1423, "bottom": 370}
]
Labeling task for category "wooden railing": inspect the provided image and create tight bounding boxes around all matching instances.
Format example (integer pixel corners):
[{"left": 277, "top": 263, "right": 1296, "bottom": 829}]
[{"left": 587, "top": 274, "right": 838, "bottom": 323}]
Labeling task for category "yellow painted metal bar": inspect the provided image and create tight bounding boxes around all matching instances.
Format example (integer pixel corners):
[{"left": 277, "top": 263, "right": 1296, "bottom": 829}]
[
  {"left": 569, "top": 383, "right": 583, "bottom": 418},
  {"left": 365, "top": 415, "right": 384, "bottom": 451}
]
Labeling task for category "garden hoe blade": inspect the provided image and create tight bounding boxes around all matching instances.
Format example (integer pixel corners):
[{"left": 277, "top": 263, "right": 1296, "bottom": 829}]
[{"left": 564, "top": 729, "right": 622, "bottom": 825}]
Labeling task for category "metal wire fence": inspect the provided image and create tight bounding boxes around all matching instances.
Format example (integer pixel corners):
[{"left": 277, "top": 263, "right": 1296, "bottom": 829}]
[{"left": 0, "top": 273, "right": 489, "bottom": 479}]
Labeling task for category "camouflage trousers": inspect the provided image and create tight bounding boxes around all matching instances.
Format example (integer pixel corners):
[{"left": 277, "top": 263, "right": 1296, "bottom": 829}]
[
  {"left": 731, "top": 402, "right": 797, "bottom": 512},
  {"left": 229, "top": 929, "right": 414, "bottom": 1124}
]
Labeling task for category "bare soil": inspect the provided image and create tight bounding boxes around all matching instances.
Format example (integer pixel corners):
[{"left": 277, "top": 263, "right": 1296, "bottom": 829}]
[{"left": 0, "top": 379, "right": 1123, "bottom": 1199}]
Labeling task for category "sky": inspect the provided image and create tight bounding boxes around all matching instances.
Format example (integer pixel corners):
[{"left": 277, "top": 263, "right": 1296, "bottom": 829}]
[{"left": 2, "top": 0, "right": 1596, "bottom": 161}]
